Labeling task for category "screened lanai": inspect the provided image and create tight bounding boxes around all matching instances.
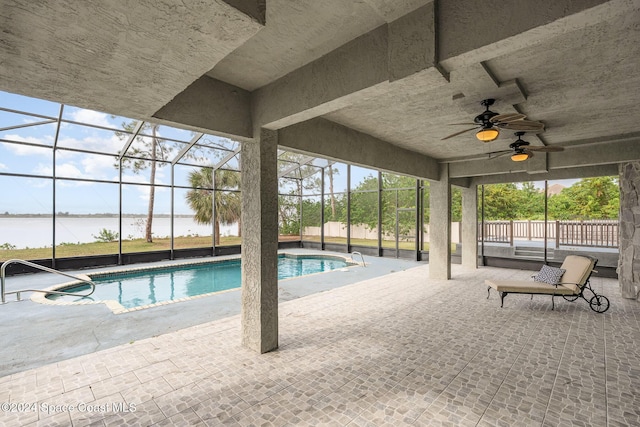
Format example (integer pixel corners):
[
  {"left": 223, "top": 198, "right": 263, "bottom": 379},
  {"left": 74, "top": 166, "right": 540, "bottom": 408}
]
[{"left": 1, "top": 90, "right": 624, "bottom": 278}]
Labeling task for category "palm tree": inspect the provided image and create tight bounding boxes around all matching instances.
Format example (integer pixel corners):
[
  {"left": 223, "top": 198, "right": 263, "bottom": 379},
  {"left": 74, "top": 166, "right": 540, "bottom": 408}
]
[{"left": 186, "top": 167, "right": 241, "bottom": 244}]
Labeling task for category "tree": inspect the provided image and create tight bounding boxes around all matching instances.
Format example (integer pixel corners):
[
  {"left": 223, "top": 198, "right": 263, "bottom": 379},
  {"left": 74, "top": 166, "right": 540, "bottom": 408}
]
[
  {"left": 450, "top": 187, "right": 462, "bottom": 222},
  {"left": 275, "top": 153, "right": 325, "bottom": 236},
  {"left": 548, "top": 177, "right": 619, "bottom": 220},
  {"left": 481, "top": 183, "right": 523, "bottom": 220},
  {"left": 516, "top": 181, "right": 545, "bottom": 219},
  {"left": 350, "top": 173, "right": 419, "bottom": 238},
  {"left": 350, "top": 174, "right": 378, "bottom": 230},
  {"left": 117, "top": 122, "right": 173, "bottom": 243},
  {"left": 480, "top": 178, "right": 619, "bottom": 221},
  {"left": 186, "top": 167, "right": 241, "bottom": 244},
  {"left": 326, "top": 165, "right": 338, "bottom": 219}
]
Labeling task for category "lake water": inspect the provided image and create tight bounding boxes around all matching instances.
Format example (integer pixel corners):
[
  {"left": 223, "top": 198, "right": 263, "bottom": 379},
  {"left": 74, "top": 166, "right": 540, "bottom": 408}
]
[{"left": 0, "top": 217, "right": 236, "bottom": 248}]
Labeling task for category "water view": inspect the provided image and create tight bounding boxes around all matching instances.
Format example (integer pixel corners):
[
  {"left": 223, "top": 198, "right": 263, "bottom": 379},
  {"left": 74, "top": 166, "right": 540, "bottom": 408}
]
[{"left": 0, "top": 217, "right": 235, "bottom": 249}]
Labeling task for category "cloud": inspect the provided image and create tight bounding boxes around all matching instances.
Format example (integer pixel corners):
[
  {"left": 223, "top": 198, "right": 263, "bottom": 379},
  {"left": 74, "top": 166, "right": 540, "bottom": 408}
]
[
  {"left": 0, "top": 163, "right": 6, "bottom": 170},
  {"left": 2, "top": 135, "right": 53, "bottom": 155},
  {"left": 121, "top": 171, "right": 167, "bottom": 186},
  {"left": 120, "top": 177, "right": 169, "bottom": 202},
  {"left": 81, "top": 155, "right": 117, "bottom": 178},
  {"left": 56, "top": 133, "right": 124, "bottom": 154},
  {"left": 32, "top": 161, "right": 109, "bottom": 186},
  {"left": 67, "top": 108, "right": 113, "bottom": 128},
  {"left": 30, "top": 168, "right": 95, "bottom": 187}
]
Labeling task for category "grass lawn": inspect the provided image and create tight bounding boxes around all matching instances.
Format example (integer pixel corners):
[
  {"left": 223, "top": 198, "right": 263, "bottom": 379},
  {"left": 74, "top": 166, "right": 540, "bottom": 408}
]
[
  {"left": 0, "top": 236, "right": 242, "bottom": 262},
  {"left": 1, "top": 236, "right": 456, "bottom": 263}
]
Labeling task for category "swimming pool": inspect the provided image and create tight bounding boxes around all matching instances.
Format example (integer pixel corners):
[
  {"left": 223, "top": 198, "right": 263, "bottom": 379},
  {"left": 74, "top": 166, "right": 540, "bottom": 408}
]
[{"left": 41, "top": 253, "right": 353, "bottom": 313}]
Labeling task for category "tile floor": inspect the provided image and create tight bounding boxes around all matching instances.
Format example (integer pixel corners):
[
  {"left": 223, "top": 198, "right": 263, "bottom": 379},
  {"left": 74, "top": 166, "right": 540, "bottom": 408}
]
[{"left": 0, "top": 264, "right": 638, "bottom": 426}]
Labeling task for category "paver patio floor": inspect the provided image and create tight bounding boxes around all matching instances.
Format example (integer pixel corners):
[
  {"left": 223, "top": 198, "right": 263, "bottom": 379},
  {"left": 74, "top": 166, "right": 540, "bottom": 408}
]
[{"left": 1, "top": 263, "right": 637, "bottom": 426}]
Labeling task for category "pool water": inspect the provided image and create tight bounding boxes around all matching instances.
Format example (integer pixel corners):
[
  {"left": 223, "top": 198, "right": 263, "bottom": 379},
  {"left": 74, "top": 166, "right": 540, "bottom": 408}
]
[{"left": 47, "top": 255, "right": 349, "bottom": 309}]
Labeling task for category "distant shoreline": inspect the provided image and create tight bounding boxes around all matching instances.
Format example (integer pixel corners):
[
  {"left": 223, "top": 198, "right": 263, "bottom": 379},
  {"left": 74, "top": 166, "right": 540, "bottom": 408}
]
[{"left": 0, "top": 214, "right": 194, "bottom": 218}]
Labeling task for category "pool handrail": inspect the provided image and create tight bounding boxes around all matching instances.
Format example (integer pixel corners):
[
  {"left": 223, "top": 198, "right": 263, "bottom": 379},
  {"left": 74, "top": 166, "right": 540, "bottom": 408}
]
[
  {"left": 1, "top": 259, "right": 96, "bottom": 304},
  {"left": 350, "top": 251, "right": 366, "bottom": 267}
]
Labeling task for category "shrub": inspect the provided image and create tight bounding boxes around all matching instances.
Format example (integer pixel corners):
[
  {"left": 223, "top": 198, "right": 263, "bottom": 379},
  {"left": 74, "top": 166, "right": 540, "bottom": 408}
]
[{"left": 92, "top": 228, "right": 119, "bottom": 243}]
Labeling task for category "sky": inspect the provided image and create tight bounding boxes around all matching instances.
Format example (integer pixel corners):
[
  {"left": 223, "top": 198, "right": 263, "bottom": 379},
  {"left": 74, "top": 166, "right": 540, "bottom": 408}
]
[{"left": 0, "top": 91, "right": 239, "bottom": 215}]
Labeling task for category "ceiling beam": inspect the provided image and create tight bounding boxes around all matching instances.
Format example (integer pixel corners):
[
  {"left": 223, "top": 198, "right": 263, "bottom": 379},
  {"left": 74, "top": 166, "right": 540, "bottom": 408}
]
[
  {"left": 448, "top": 137, "right": 640, "bottom": 179},
  {"left": 154, "top": 76, "right": 253, "bottom": 139},
  {"left": 438, "top": 0, "right": 618, "bottom": 71},
  {"left": 470, "top": 164, "right": 619, "bottom": 186},
  {"left": 253, "top": 25, "right": 391, "bottom": 131},
  {"left": 278, "top": 118, "right": 439, "bottom": 181},
  {"left": 253, "top": 4, "right": 448, "bottom": 132},
  {"left": 222, "top": 0, "right": 266, "bottom": 25}
]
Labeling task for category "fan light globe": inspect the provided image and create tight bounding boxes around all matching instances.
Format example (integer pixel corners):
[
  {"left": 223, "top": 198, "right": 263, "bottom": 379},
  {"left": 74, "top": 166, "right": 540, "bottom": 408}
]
[
  {"left": 476, "top": 127, "right": 499, "bottom": 142},
  {"left": 511, "top": 152, "right": 530, "bottom": 162}
]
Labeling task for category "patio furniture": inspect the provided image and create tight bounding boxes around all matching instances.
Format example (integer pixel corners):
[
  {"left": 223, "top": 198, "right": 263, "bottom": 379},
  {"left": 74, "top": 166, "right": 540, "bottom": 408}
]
[{"left": 485, "top": 255, "right": 609, "bottom": 313}]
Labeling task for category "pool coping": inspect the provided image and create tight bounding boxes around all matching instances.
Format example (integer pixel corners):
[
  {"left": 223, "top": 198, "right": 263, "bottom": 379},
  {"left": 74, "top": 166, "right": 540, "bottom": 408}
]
[{"left": 31, "top": 252, "right": 361, "bottom": 314}]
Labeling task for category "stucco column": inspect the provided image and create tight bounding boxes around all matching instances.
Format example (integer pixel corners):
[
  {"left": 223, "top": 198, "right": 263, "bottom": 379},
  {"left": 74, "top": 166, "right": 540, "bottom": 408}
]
[
  {"left": 461, "top": 186, "right": 478, "bottom": 270},
  {"left": 618, "top": 162, "right": 640, "bottom": 299},
  {"left": 240, "top": 129, "right": 279, "bottom": 352},
  {"left": 429, "top": 164, "right": 451, "bottom": 280}
]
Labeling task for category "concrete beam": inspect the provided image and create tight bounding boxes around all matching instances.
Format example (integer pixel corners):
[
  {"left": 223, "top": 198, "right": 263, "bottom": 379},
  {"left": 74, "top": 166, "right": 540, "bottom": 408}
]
[
  {"left": 548, "top": 139, "right": 640, "bottom": 169},
  {"left": 388, "top": 3, "right": 439, "bottom": 81},
  {"left": 254, "top": 5, "right": 448, "bottom": 131},
  {"left": 438, "top": 0, "right": 617, "bottom": 70},
  {"left": 278, "top": 118, "right": 440, "bottom": 181},
  {"left": 469, "top": 164, "right": 619, "bottom": 186},
  {"left": 450, "top": 178, "right": 471, "bottom": 188},
  {"left": 222, "top": 0, "right": 266, "bottom": 25},
  {"left": 253, "top": 25, "right": 391, "bottom": 131},
  {"left": 449, "top": 155, "right": 530, "bottom": 179},
  {"left": 449, "top": 138, "right": 640, "bottom": 179},
  {"left": 363, "top": 0, "right": 432, "bottom": 22},
  {"left": 154, "top": 76, "right": 253, "bottom": 139}
]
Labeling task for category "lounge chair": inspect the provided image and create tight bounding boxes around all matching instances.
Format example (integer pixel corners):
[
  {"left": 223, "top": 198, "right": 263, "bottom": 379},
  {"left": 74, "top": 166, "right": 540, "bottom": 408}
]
[{"left": 485, "top": 255, "right": 609, "bottom": 313}]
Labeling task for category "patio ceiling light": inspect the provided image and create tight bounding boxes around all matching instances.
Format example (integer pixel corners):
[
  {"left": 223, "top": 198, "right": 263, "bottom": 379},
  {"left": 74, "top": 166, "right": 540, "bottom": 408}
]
[
  {"left": 511, "top": 151, "right": 530, "bottom": 162},
  {"left": 476, "top": 126, "right": 499, "bottom": 142}
]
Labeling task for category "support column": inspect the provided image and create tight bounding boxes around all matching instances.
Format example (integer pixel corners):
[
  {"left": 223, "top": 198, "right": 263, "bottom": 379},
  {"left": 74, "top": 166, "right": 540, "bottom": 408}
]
[
  {"left": 241, "top": 129, "right": 279, "bottom": 352},
  {"left": 429, "top": 164, "right": 451, "bottom": 279},
  {"left": 618, "top": 162, "right": 640, "bottom": 299},
  {"left": 461, "top": 186, "right": 478, "bottom": 270}
]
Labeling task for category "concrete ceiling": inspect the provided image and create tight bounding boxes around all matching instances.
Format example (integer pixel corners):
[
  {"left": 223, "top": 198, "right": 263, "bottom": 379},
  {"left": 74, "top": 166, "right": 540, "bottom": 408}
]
[{"left": 1, "top": 0, "right": 639, "bottom": 184}]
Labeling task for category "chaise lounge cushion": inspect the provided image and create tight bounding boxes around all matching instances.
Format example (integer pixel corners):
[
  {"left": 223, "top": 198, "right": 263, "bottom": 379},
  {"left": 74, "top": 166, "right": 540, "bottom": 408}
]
[
  {"left": 558, "top": 255, "right": 596, "bottom": 293},
  {"left": 485, "top": 279, "right": 576, "bottom": 295}
]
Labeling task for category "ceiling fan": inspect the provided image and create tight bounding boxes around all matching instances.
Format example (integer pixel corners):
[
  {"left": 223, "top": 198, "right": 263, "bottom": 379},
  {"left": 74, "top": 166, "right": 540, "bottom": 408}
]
[
  {"left": 442, "top": 98, "right": 545, "bottom": 142},
  {"left": 488, "top": 132, "right": 564, "bottom": 162}
]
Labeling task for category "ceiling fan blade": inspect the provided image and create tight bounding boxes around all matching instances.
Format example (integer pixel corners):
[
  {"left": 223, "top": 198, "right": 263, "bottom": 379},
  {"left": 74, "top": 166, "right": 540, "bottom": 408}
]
[
  {"left": 527, "top": 146, "right": 564, "bottom": 152},
  {"left": 487, "top": 150, "right": 512, "bottom": 159},
  {"left": 441, "top": 127, "right": 477, "bottom": 140},
  {"left": 524, "top": 149, "right": 534, "bottom": 158},
  {"left": 499, "top": 120, "right": 545, "bottom": 131},
  {"left": 490, "top": 113, "right": 526, "bottom": 124}
]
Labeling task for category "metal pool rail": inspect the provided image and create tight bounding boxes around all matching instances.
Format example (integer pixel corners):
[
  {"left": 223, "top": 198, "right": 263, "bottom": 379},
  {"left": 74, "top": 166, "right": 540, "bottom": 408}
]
[{"left": 1, "top": 259, "right": 95, "bottom": 303}]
